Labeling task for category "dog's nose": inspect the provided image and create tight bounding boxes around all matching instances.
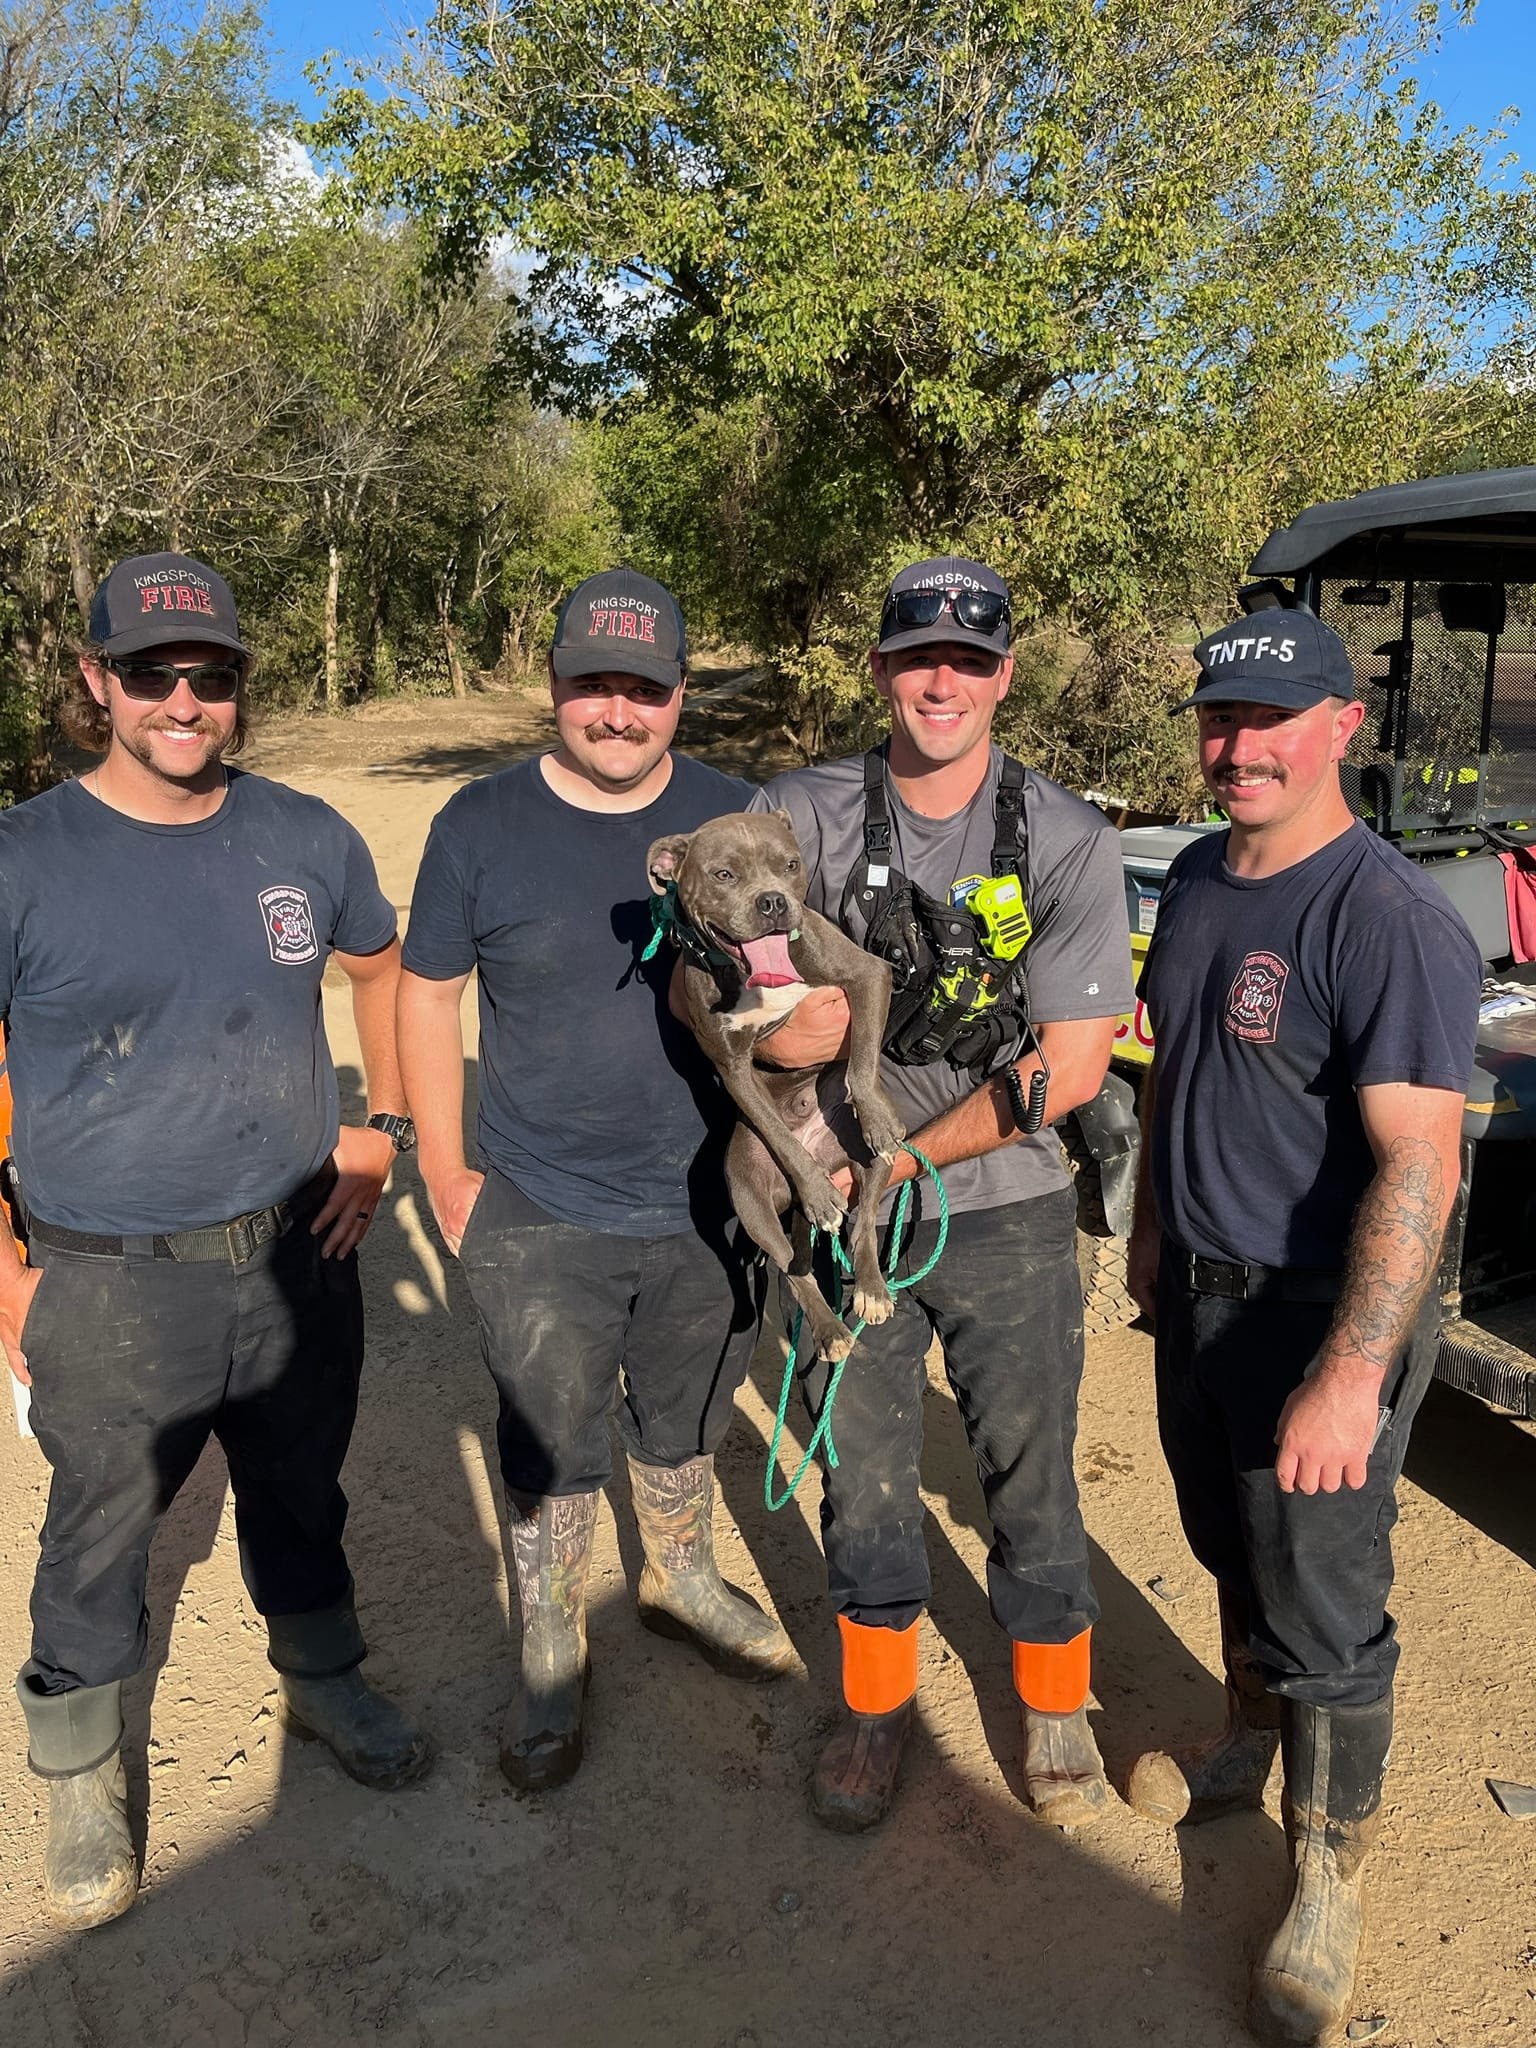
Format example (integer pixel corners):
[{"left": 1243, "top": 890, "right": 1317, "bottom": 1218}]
[{"left": 756, "top": 891, "right": 788, "bottom": 921}]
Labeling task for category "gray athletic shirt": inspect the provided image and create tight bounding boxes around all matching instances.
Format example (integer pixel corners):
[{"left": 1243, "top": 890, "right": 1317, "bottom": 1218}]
[{"left": 750, "top": 747, "right": 1135, "bottom": 1214}]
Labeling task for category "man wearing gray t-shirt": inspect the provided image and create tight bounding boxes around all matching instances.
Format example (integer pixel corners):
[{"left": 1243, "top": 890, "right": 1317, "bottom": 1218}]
[{"left": 751, "top": 557, "right": 1133, "bottom": 1831}]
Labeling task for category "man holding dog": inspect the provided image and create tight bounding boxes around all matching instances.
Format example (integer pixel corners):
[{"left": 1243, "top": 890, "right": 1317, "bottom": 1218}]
[
  {"left": 397, "top": 568, "right": 793, "bottom": 1795},
  {"left": 751, "top": 558, "right": 1134, "bottom": 1830},
  {"left": 0, "top": 552, "right": 428, "bottom": 1931},
  {"left": 1124, "top": 612, "right": 1479, "bottom": 2044}
]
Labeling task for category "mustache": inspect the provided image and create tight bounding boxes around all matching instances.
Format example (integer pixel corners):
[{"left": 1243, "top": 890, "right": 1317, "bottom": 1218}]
[
  {"left": 143, "top": 716, "right": 222, "bottom": 740},
  {"left": 582, "top": 720, "right": 651, "bottom": 746}
]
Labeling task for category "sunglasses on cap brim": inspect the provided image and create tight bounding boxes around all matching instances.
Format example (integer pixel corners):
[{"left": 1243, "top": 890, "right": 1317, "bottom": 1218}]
[
  {"left": 106, "top": 656, "right": 245, "bottom": 703},
  {"left": 881, "top": 588, "right": 1011, "bottom": 637}
]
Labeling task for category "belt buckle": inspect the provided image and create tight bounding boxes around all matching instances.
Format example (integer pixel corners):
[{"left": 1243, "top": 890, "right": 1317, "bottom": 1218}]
[
  {"left": 227, "top": 1208, "right": 278, "bottom": 1265},
  {"left": 1192, "top": 1255, "right": 1248, "bottom": 1301}
]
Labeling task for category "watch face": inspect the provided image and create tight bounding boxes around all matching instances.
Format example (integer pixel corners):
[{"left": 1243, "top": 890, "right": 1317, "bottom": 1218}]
[{"left": 370, "top": 1114, "right": 417, "bottom": 1153}]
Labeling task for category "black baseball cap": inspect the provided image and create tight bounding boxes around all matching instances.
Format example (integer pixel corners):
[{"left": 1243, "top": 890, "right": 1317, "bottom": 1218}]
[
  {"left": 551, "top": 569, "right": 687, "bottom": 689},
  {"left": 1171, "top": 611, "right": 1358, "bottom": 713},
  {"left": 90, "top": 553, "right": 250, "bottom": 660},
  {"left": 876, "top": 557, "right": 1012, "bottom": 658}
]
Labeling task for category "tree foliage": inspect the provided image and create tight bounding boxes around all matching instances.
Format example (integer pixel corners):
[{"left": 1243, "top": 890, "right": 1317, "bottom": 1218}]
[
  {"left": 0, "top": 0, "right": 610, "bottom": 800},
  {"left": 316, "top": 0, "right": 1526, "bottom": 799}
]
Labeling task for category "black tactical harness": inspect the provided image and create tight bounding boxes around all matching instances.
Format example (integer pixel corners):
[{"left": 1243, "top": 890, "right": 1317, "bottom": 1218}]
[{"left": 840, "top": 747, "right": 1037, "bottom": 1082}]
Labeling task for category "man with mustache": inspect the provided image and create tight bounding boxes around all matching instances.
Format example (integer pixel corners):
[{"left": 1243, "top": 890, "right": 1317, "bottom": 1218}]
[
  {"left": 0, "top": 553, "right": 429, "bottom": 1932},
  {"left": 398, "top": 568, "right": 792, "bottom": 1794},
  {"left": 1124, "top": 612, "right": 1480, "bottom": 2044}
]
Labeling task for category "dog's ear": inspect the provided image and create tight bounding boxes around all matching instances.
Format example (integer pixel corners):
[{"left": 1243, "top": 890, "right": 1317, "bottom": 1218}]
[{"left": 647, "top": 833, "right": 693, "bottom": 895}]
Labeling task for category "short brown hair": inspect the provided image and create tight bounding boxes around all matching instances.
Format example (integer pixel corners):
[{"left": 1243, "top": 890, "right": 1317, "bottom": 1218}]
[{"left": 61, "top": 645, "right": 250, "bottom": 756}]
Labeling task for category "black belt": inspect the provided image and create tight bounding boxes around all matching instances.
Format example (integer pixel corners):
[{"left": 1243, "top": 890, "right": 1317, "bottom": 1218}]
[
  {"left": 27, "top": 1167, "right": 336, "bottom": 1267},
  {"left": 1180, "top": 1249, "right": 1342, "bottom": 1305}
]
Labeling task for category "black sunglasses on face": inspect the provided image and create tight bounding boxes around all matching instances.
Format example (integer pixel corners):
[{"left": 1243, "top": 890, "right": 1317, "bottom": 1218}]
[
  {"left": 881, "top": 587, "right": 1012, "bottom": 638},
  {"left": 106, "top": 657, "right": 245, "bottom": 703}
]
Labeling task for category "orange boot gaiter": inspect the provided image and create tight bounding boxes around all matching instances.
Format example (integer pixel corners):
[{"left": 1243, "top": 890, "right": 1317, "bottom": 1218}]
[
  {"left": 838, "top": 1614, "right": 919, "bottom": 1716},
  {"left": 1013, "top": 1627, "right": 1092, "bottom": 1715}
]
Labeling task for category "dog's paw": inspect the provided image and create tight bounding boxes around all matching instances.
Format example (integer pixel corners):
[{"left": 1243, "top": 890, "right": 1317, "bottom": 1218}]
[
  {"left": 818, "top": 1324, "right": 856, "bottom": 1363},
  {"left": 800, "top": 1178, "right": 848, "bottom": 1233},
  {"left": 853, "top": 1095, "right": 905, "bottom": 1163},
  {"left": 852, "top": 1283, "right": 894, "bottom": 1325}
]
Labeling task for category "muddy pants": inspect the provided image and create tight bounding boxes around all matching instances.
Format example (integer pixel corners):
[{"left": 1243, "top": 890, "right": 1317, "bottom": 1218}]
[
  {"left": 793, "top": 1184, "right": 1098, "bottom": 1642},
  {"left": 1155, "top": 1243, "right": 1440, "bottom": 1708},
  {"left": 21, "top": 1217, "right": 363, "bottom": 1695},
  {"left": 459, "top": 1167, "right": 763, "bottom": 1497}
]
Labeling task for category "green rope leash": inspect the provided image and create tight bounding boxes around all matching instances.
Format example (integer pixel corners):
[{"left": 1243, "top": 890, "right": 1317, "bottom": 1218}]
[
  {"left": 641, "top": 882, "right": 679, "bottom": 963},
  {"left": 764, "top": 1144, "right": 948, "bottom": 1512}
]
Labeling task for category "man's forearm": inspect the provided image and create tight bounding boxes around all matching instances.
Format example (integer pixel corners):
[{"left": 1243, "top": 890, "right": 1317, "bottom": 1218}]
[
  {"left": 351, "top": 962, "right": 407, "bottom": 1119},
  {"left": 897, "top": 1020, "right": 1113, "bottom": 1182},
  {"left": 1319, "top": 1135, "right": 1451, "bottom": 1383},
  {"left": 397, "top": 977, "right": 470, "bottom": 1179}
]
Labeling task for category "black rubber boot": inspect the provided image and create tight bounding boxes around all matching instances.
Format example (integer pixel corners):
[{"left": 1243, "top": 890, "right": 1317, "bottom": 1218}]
[
  {"left": 268, "top": 1594, "right": 432, "bottom": 1791},
  {"left": 501, "top": 1490, "right": 598, "bottom": 1791},
  {"left": 1023, "top": 1705, "right": 1110, "bottom": 1826},
  {"left": 1128, "top": 1586, "right": 1281, "bottom": 1826},
  {"left": 1246, "top": 1692, "right": 1393, "bottom": 2047},
  {"left": 18, "top": 1671, "right": 139, "bottom": 1931},
  {"left": 628, "top": 1455, "right": 795, "bottom": 1681},
  {"left": 810, "top": 1701, "right": 914, "bottom": 1834}
]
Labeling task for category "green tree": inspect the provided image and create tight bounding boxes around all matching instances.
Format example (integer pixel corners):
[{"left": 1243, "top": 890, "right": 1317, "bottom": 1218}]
[{"left": 318, "top": 0, "right": 1507, "bottom": 611}]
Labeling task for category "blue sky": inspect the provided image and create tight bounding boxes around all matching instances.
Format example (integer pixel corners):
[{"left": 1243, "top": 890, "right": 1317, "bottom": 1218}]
[{"left": 264, "top": 0, "right": 1534, "bottom": 158}]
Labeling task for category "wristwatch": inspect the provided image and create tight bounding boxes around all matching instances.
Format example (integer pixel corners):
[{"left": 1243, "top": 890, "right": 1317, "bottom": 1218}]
[{"left": 366, "top": 1113, "right": 417, "bottom": 1154}]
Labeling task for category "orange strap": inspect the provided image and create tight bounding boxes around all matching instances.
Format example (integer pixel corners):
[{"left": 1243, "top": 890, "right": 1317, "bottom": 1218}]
[
  {"left": 838, "top": 1614, "right": 919, "bottom": 1716},
  {"left": 1013, "top": 1628, "right": 1092, "bottom": 1715}
]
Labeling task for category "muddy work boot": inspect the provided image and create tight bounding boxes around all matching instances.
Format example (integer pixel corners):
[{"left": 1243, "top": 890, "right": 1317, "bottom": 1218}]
[
  {"left": 627, "top": 1455, "right": 795, "bottom": 1681},
  {"left": 18, "top": 1671, "right": 139, "bottom": 1931},
  {"left": 1015, "top": 1630, "right": 1109, "bottom": 1827},
  {"left": 501, "top": 1489, "right": 599, "bottom": 1792},
  {"left": 1128, "top": 1586, "right": 1281, "bottom": 1826},
  {"left": 810, "top": 1615, "right": 919, "bottom": 1833},
  {"left": 268, "top": 1595, "right": 432, "bottom": 1791},
  {"left": 1246, "top": 1692, "right": 1393, "bottom": 2048}
]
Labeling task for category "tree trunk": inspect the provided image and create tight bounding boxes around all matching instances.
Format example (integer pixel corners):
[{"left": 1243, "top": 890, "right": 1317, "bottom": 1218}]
[
  {"left": 66, "top": 526, "right": 95, "bottom": 634},
  {"left": 324, "top": 542, "right": 342, "bottom": 713},
  {"left": 438, "top": 555, "right": 467, "bottom": 698}
]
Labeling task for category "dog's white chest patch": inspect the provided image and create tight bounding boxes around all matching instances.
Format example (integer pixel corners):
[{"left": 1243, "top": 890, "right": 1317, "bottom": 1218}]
[{"left": 721, "top": 981, "right": 814, "bottom": 1030}]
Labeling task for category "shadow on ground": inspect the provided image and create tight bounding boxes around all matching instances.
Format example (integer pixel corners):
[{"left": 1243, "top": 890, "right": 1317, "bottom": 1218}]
[{"left": 1, "top": 1058, "right": 1269, "bottom": 2048}]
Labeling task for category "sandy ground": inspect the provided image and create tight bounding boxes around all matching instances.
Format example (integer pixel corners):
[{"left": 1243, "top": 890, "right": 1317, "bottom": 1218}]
[{"left": 3, "top": 681, "right": 1536, "bottom": 2048}]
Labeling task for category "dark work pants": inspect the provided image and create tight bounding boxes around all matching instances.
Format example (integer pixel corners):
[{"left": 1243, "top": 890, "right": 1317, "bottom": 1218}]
[
  {"left": 792, "top": 1185, "right": 1098, "bottom": 1642},
  {"left": 1155, "top": 1242, "right": 1440, "bottom": 1708},
  {"left": 458, "top": 1168, "right": 764, "bottom": 1497},
  {"left": 23, "top": 1224, "right": 363, "bottom": 1695}
]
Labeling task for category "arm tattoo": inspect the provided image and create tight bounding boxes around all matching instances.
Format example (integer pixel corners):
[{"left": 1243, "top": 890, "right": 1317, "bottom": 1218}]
[{"left": 1327, "top": 1135, "right": 1447, "bottom": 1375}]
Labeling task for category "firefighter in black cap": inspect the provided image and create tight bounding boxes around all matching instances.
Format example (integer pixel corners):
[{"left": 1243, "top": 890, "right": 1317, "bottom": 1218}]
[
  {"left": 749, "top": 557, "right": 1135, "bottom": 1830},
  {"left": 0, "top": 553, "right": 429, "bottom": 1931},
  {"left": 1125, "top": 610, "right": 1478, "bottom": 2043}
]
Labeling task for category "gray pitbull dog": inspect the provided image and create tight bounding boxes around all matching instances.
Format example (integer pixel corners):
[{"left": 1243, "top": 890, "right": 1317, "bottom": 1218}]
[{"left": 647, "top": 811, "right": 906, "bottom": 1363}]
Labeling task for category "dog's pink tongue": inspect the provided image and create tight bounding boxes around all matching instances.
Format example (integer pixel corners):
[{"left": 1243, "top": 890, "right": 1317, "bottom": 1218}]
[{"left": 740, "top": 933, "right": 799, "bottom": 988}]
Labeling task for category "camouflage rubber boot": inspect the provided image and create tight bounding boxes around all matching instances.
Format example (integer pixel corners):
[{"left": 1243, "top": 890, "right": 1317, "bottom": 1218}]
[
  {"left": 1128, "top": 1586, "right": 1281, "bottom": 1826},
  {"left": 18, "top": 1671, "right": 139, "bottom": 1931},
  {"left": 628, "top": 1455, "right": 795, "bottom": 1681},
  {"left": 500, "top": 1490, "right": 599, "bottom": 1791},
  {"left": 1246, "top": 1693, "right": 1392, "bottom": 2048}
]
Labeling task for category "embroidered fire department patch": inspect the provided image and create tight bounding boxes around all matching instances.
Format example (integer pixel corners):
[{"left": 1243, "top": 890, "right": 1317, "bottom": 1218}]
[
  {"left": 259, "top": 885, "right": 318, "bottom": 965},
  {"left": 1225, "top": 950, "right": 1288, "bottom": 1043}
]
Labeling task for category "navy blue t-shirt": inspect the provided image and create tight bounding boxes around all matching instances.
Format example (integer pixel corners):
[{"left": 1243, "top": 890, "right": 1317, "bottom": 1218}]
[
  {"left": 0, "top": 770, "right": 397, "bottom": 1234},
  {"left": 1141, "top": 821, "right": 1480, "bottom": 1268},
  {"left": 401, "top": 753, "right": 751, "bottom": 1235}
]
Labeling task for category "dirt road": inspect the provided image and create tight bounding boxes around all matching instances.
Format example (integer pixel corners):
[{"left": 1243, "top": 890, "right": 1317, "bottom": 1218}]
[{"left": 3, "top": 683, "right": 1535, "bottom": 2047}]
